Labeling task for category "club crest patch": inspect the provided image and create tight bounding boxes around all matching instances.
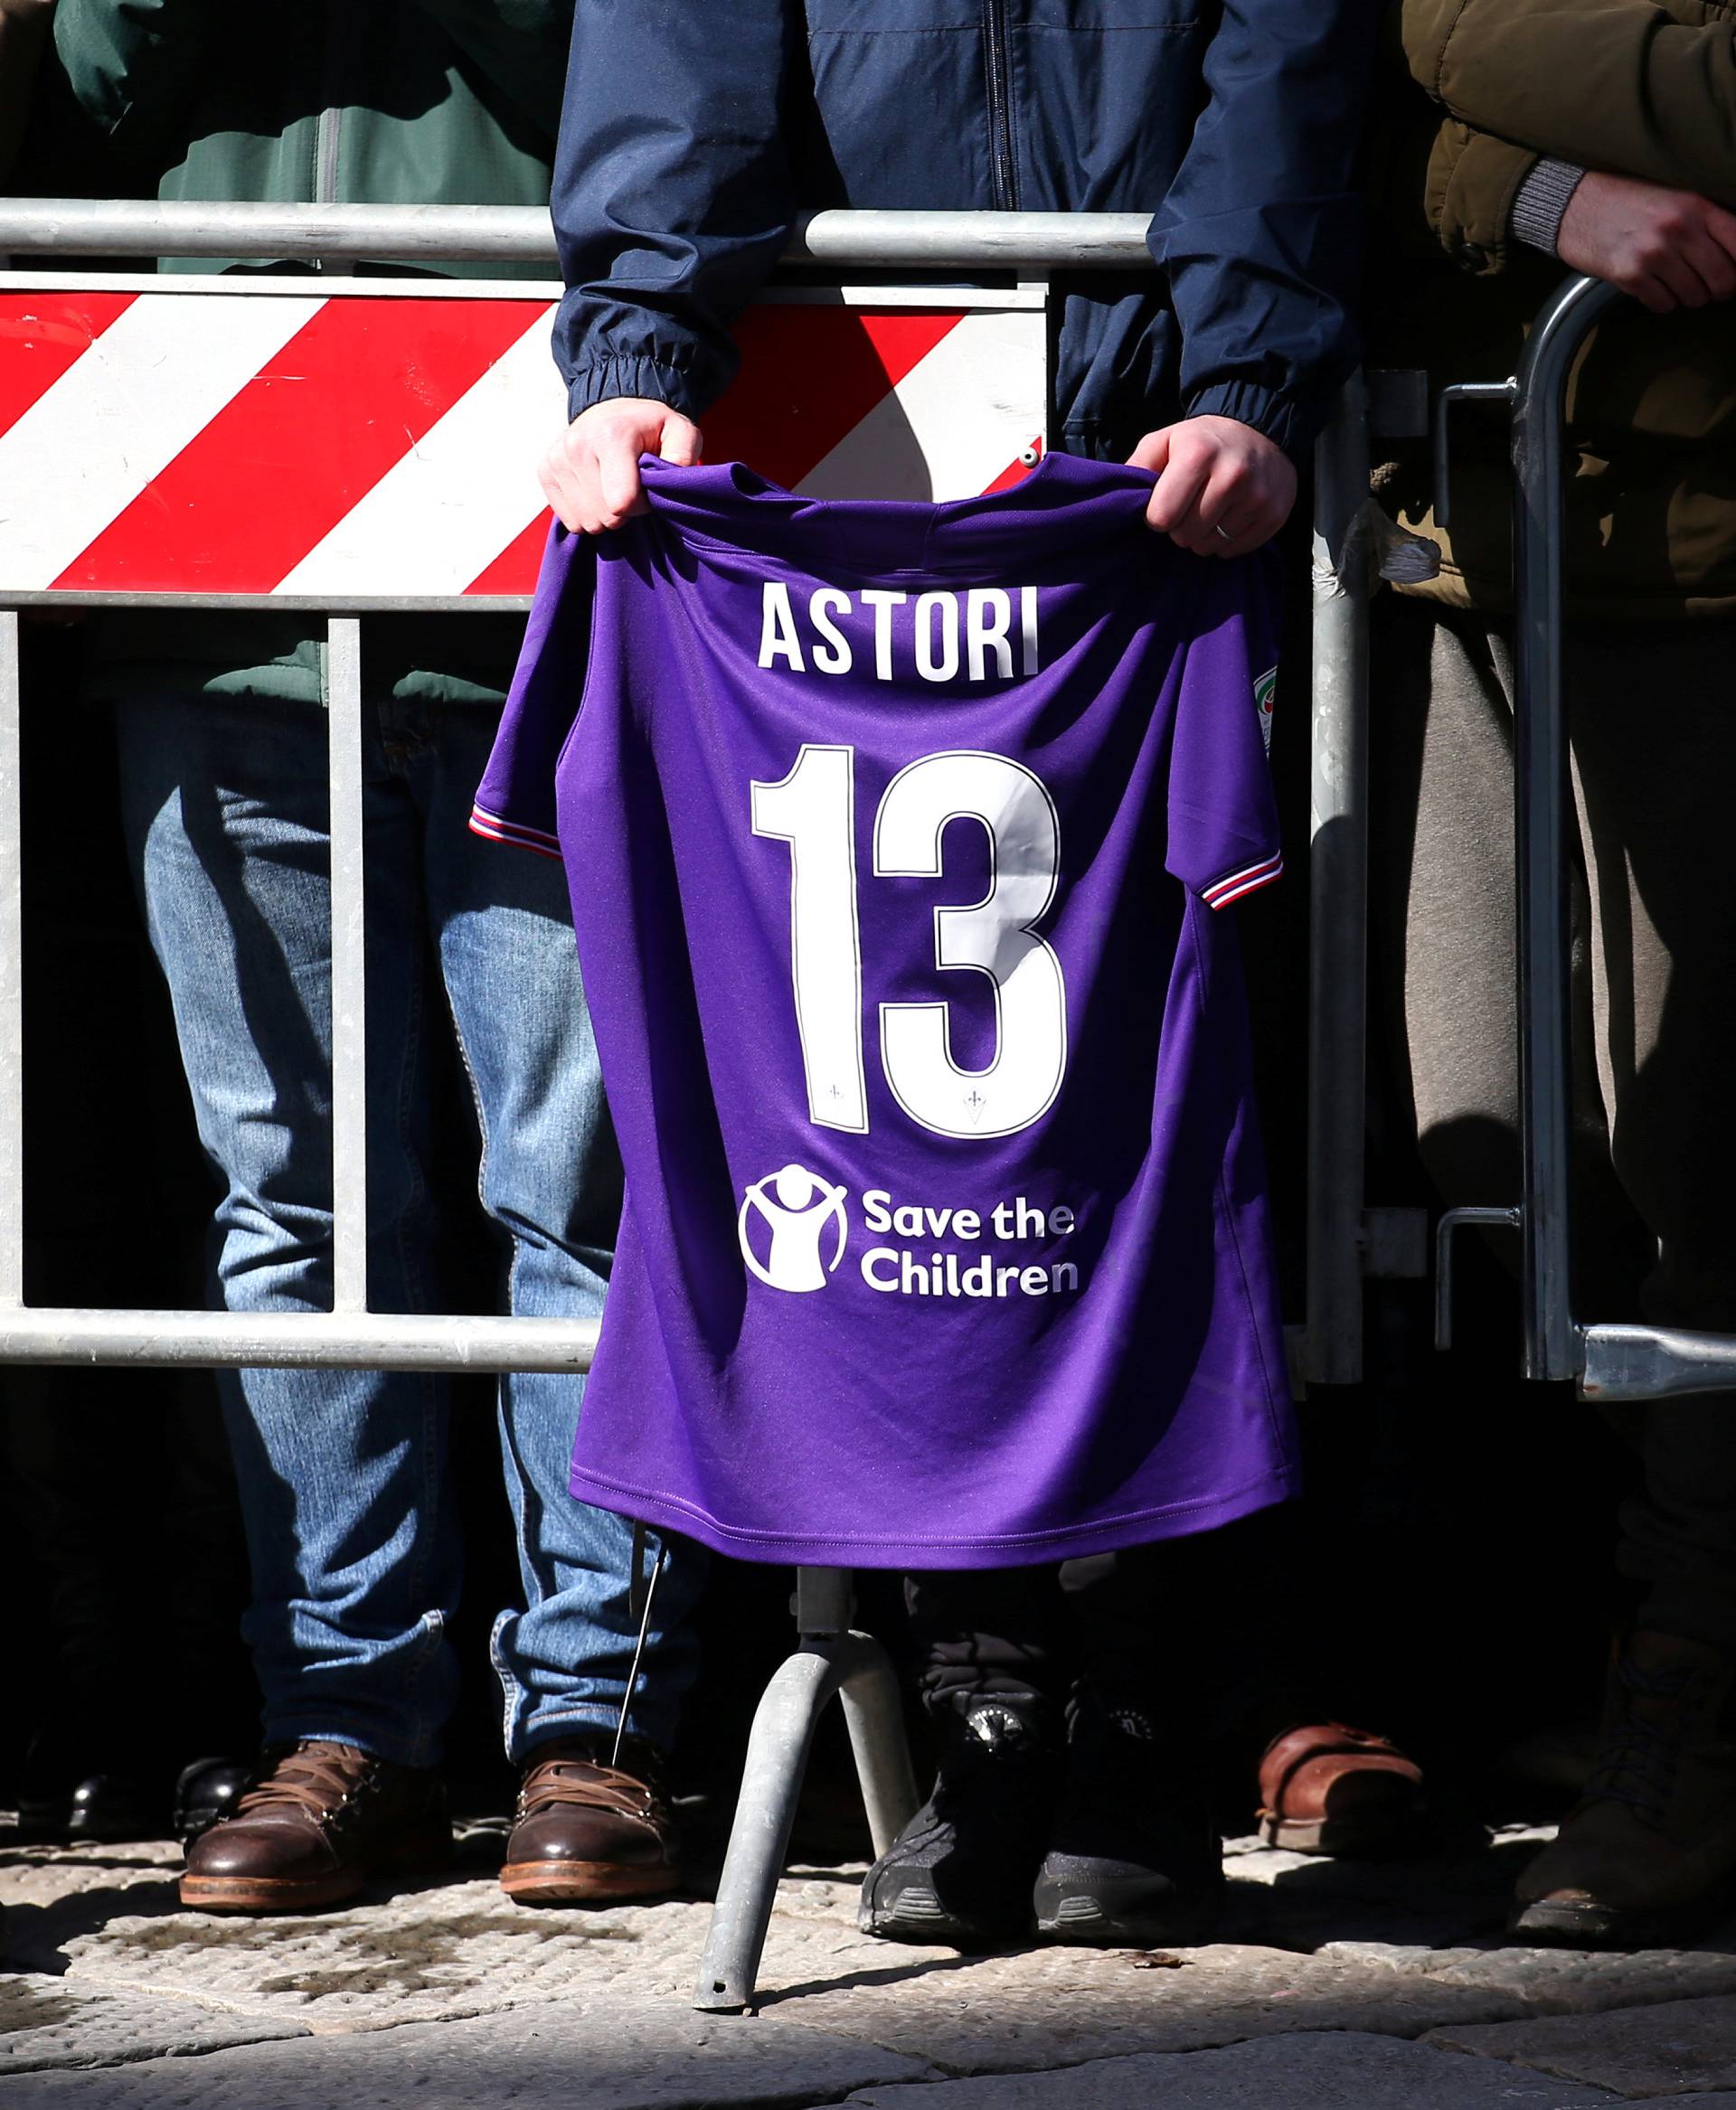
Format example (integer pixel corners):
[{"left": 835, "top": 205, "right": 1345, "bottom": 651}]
[{"left": 1254, "top": 666, "right": 1277, "bottom": 757}]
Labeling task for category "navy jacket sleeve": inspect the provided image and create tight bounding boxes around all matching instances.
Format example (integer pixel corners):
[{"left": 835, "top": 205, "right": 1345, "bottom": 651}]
[
  {"left": 550, "top": 0, "right": 797, "bottom": 423},
  {"left": 1149, "top": 0, "right": 1379, "bottom": 457}
]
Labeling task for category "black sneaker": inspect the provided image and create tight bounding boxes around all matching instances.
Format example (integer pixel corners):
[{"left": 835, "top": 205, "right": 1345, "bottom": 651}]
[
  {"left": 859, "top": 1694, "right": 1060, "bottom": 1948},
  {"left": 1033, "top": 1690, "right": 1223, "bottom": 1946}
]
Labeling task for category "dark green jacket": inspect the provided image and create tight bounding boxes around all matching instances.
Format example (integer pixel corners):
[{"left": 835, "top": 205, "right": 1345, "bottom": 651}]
[
  {"left": 1369, "top": 0, "right": 1736, "bottom": 620},
  {"left": 54, "top": 0, "right": 572, "bottom": 701}
]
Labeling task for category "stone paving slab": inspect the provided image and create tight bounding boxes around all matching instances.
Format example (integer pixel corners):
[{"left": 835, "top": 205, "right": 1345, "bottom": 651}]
[
  {"left": 1427, "top": 1995, "right": 1736, "bottom": 2097},
  {"left": 1413, "top": 1944, "right": 1736, "bottom": 2018},
  {"left": 0, "top": 1847, "right": 1537, "bottom": 2049},
  {"left": 14, "top": 1828, "right": 1523, "bottom": 1972},
  {"left": 1220, "top": 1826, "right": 1549, "bottom": 1953},
  {"left": 1, "top": 1857, "right": 1537, "bottom": 2083},
  {"left": 5, "top": 1858, "right": 712, "bottom": 2030},
  {"left": 0, "top": 1973, "right": 308, "bottom": 2077},
  {"left": 0, "top": 1842, "right": 178, "bottom": 1928},
  {"left": 845, "top": 2030, "right": 1625, "bottom": 2106},
  {"left": 0, "top": 1994, "right": 937, "bottom": 2108},
  {"left": 12, "top": 1822, "right": 1736, "bottom": 2101},
  {"left": 749, "top": 1936, "right": 1533, "bottom": 2074},
  {"left": 1229, "top": 1828, "right": 1736, "bottom": 2023},
  {"left": 40, "top": 1875, "right": 1523, "bottom": 2071}
]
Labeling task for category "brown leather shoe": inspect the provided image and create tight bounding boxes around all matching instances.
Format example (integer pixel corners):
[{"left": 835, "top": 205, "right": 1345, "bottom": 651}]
[
  {"left": 1512, "top": 1632, "right": 1736, "bottom": 1948},
  {"left": 179, "top": 1740, "right": 451, "bottom": 1914},
  {"left": 1256, "top": 1720, "right": 1426, "bottom": 1856},
  {"left": 500, "top": 1738, "right": 680, "bottom": 1906}
]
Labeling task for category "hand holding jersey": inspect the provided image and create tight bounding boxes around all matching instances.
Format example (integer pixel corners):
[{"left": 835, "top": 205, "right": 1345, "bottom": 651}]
[
  {"left": 1127, "top": 417, "right": 1297, "bottom": 558},
  {"left": 540, "top": 396, "right": 704, "bottom": 534},
  {"left": 541, "top": 400, "right": 1295, "bottom": 558}
]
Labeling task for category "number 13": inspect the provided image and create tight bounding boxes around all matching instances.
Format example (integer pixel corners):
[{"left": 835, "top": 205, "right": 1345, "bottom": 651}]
[{"left": 751, "top": 745, "right": 1068, "bottom": 1140}]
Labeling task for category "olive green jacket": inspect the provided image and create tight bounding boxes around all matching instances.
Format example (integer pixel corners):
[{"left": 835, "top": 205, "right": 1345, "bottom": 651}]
[
  {"left": 55, "top": 0, "right": 566, "bottom": 232},
  {"left": 1372, "top": 0, "right": 1736, "bottom": 619},
  {"left": 52, "top": 1, "right": 572, "bottom": 700}
]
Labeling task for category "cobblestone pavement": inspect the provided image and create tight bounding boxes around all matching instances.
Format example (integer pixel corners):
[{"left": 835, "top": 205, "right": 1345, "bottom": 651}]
[{"left": 4, "top": 1815, "right": 1734, "bottom": 2106}]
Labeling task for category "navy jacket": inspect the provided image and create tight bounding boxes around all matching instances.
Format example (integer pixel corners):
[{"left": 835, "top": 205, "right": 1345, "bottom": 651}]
[{"left": 551, "top": 1, "right": 1376, "bottom": 460}]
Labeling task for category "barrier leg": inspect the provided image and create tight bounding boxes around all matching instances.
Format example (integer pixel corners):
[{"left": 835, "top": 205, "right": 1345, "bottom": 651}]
[
  {"left": 1510, "top": 275, "right": 1620, "bottom": 1384},
  {"left": 326, "top": 614, "right": 368, "bottom": 1318},
  {"left": 838, "top": 1641, "right": 920, "bottom": 1859},
  {"left": 693, "top": 1641, "right": 847, "bottom": 2013},
  {"left": 693, "top": 1567, "right": 920, "bottom": 2014},
  {"left": 1303, "top": 374, "right": 1373, "bottom": 1387},
  {"left": 0, "top": 610, "right": 21, "bottom": 1311}
]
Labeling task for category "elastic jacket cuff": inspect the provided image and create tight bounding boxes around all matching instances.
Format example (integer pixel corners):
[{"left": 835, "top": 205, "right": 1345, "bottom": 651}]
[
  {"left": 1510, "top": 157, "right": 1587, "bottom": 259},
  {"left": 1184, "top": 381, "right": 1306, "bottom": 461},
  {"left": 565, "top": 356, "right": 706, "bottom": 425}
]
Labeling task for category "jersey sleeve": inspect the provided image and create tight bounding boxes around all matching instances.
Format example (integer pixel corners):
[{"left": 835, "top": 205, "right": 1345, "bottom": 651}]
[
  {"left": 469, "top": 524, "right": 596, "bottom": 861},
  {"left": 1164, "top": 548, "right": 1284, "bottom": 910}
]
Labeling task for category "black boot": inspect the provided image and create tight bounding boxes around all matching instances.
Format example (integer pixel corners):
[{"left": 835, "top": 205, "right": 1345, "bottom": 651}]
[
  {"left": 1033, "top": 1687, "right": 1223, "bottom": 1946},
  {"left": 16, "top": 1718, "right": 167, "bottom": 1846},
  {"left": 859, "top": 1693, "right": 1061, "bottom": 1948},
  {"left": 1511, "top": 1632, "right": 1736, "bottom": 1947},
  {"left": 175, "top": 1757, "right": 254, "bottom": 1851}
]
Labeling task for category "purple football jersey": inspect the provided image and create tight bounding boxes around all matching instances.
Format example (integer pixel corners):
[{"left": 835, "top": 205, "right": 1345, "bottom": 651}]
[{"left": 474, "top": 452, "right": 1297, "bottom": 1568}]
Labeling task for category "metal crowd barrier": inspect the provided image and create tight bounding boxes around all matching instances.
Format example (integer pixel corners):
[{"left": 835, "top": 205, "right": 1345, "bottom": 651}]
[
  {"left": 0, "top": 201, "right": 1388, "bottom": 2011},
  {"left": 1434, "top": 272, "right": 1736, "bottom": 1405},
  {"left": 0, "top": 198, "right": 1391, "bottom": 1387}
]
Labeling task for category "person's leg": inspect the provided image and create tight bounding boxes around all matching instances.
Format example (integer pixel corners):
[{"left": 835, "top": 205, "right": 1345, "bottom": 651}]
[
  {"left": 418, "top": 702, "right": 707, "bottom": 1765},
  {"left": 114, "top": 692, "right": 462, "bottom": 1771},
  {"left": 1025, "top": 1535, "right": 1226, "bottom": 1945},
  {"left": 902, "top": 1565, "right": 1074, "bottom": 1716},
  {"left": 413, "top": 702, "right": 705, "bottom": 1904},
  {"left": 861, "top": 1566, "right": 1070, "bottom": 1947},
  {"left": 1376, "top": 600, "right": 1525, "bottom": 1207},
  {"left": 1373, "top": 598, "right": 1644, "bottom": 1305},
  {"left": 1566, "top": 617, "right": 1736, "bottom": 1649},
  {"left": 1449, "top": 615, "right": 1736, "bottom": 1946}
]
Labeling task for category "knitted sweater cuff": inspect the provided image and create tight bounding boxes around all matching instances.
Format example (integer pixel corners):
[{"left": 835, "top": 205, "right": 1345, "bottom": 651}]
[{"left": 1511, "top": 156, "right": 1588, "bottom": 258}]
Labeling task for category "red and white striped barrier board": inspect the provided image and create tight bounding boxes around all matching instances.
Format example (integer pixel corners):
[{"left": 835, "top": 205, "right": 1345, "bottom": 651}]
[{"left": 0, "top": 278, "right": 1046, "bottom": 605}]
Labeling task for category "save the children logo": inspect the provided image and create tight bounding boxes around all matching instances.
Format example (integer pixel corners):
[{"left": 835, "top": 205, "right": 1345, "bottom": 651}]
[
  {"left": 737, "top": 1163, "right": 851, "bottom": 1292},
  {"left": 739, "top": 1163, "right": 1087, "bottom": 1303}
]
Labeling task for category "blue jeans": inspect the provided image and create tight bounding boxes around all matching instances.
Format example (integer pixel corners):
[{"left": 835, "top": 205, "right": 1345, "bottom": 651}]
[{"left": 115, "top": 689, "right": 704, "bottom": 1768}]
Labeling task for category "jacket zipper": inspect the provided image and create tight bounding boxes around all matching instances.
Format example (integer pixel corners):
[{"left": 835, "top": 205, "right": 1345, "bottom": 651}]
[
  {"left": 983, "top": 0, "right": 1017, "bottom": 212},
  {"left": 316, "top": 104, "right": 342, "bottom": 208}
]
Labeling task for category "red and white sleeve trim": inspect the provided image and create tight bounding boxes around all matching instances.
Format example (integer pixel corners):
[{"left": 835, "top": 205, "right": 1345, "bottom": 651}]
[
  {"left": 1202, "top": 851, "right": 1284, "bottom": 910},
  {"left": 467, "top": 802, "right": 564, "bottom": 862}
]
